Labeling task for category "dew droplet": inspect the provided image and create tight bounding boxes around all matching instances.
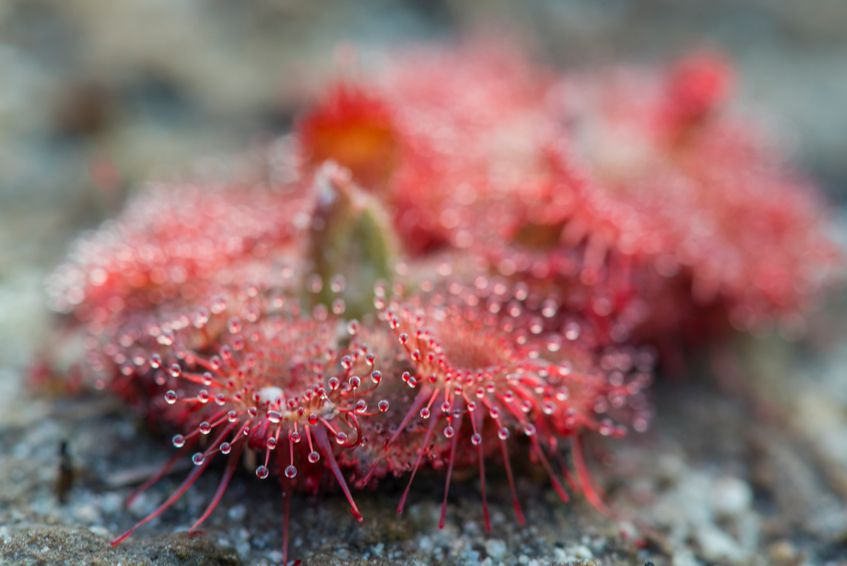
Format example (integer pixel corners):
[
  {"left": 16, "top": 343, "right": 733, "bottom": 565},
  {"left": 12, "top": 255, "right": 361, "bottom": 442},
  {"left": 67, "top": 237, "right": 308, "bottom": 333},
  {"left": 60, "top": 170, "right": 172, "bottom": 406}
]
[
  {"left": 346, "top": 320, "right": 359, "bottom": 336},
  {"left": 564, "top": 321, "right": 581, "bottom": 341},
  {"left": 529, "top": 317, "right": 543, "bottom": 335},
  {"left": 331, "top": 297, "right": 346, "bottom": 315},
  {"left": 312, "top": 303, "right": 329, "bottom": 321},
  {"left": 377, "top": 399, "right": 389, "bottom": 413},
  {"left": 172, "top": 434, "right": 186, "bottom": 448},
  {"left": 219, "top": 442, "right": 232, "bottom": 455},
  {"left": 164, "top": 390, "right": 177, "bottom": 404},
  {"left": 192, "top": 453, "right": 205, "bottom": 466},
  {"left": 256, "top": 465, "right": 269, "bottom": 479},
  {"left": 330, "top": 274, "right": 346, "bottom": 293}
]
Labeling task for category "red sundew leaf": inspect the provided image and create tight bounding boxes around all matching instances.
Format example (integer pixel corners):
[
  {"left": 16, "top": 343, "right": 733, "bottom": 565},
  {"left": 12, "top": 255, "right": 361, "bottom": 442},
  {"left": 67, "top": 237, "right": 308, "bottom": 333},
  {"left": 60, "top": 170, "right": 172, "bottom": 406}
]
[
  {"left": 354, "top": 276, "right": 652, "bottom": 526},
  {"left": 39, "top": 41, "right": 840, "bottom": 563},
  {"left": 298, "top": 83, "right": 400, "bottom": 190},
  {"left": 47, "top": 182, "right": 309, "bottom": 328},
  {"left": 491, "top": 55, "right": 839, "bottom": 343},
  {"left": 297, "top": 43, "right": 555, "bottom": 257},
  {"left": 102, "top": 275, "right": 394, "bottom": 546}
]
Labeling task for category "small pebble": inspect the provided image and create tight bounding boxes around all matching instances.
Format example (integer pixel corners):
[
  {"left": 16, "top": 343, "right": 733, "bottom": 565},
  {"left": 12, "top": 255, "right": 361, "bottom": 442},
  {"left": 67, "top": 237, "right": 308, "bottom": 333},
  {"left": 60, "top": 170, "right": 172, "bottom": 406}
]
[
  {"left": 73, "top": 503, "right": 101, "bottom": 523},
  {"left": 569, "top": 544, "right": 594, "bottom": 560},
  {"left": 228, "top": 504, "right": 247, "bottom": 522},
  {"left": 485, "top": 538, "right": 507, "bottom": 560},
  {"left": 768, "top": 540, "right": 801, "bottom": 566},
  {"left": 711, "top": 476, "right": 752, "bottom": 516},
  {"left": 88, "top": 526, "right": 110, "bottom": 537}
]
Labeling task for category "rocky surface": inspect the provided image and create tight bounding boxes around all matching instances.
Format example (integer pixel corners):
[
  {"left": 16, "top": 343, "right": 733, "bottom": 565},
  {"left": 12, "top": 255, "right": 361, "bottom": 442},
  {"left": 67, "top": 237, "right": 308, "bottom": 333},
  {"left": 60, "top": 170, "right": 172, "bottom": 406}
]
[{"left": 1, "top": 1, "right": 846, "bottom": 565}]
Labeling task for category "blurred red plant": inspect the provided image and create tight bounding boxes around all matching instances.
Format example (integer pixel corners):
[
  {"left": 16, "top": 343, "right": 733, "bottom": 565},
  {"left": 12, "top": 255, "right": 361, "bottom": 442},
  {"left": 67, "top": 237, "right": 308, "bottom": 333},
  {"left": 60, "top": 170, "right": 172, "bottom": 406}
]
[{"left": 38, "top": 42, "right": 839, "bottom": 564}]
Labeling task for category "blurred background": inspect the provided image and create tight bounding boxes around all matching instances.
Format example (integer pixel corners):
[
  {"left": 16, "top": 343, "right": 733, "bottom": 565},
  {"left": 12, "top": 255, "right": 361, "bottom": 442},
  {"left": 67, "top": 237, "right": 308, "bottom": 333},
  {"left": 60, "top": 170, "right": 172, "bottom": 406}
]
[{"left": 1, "top": 1, "right": 846, "bottom": 564}]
